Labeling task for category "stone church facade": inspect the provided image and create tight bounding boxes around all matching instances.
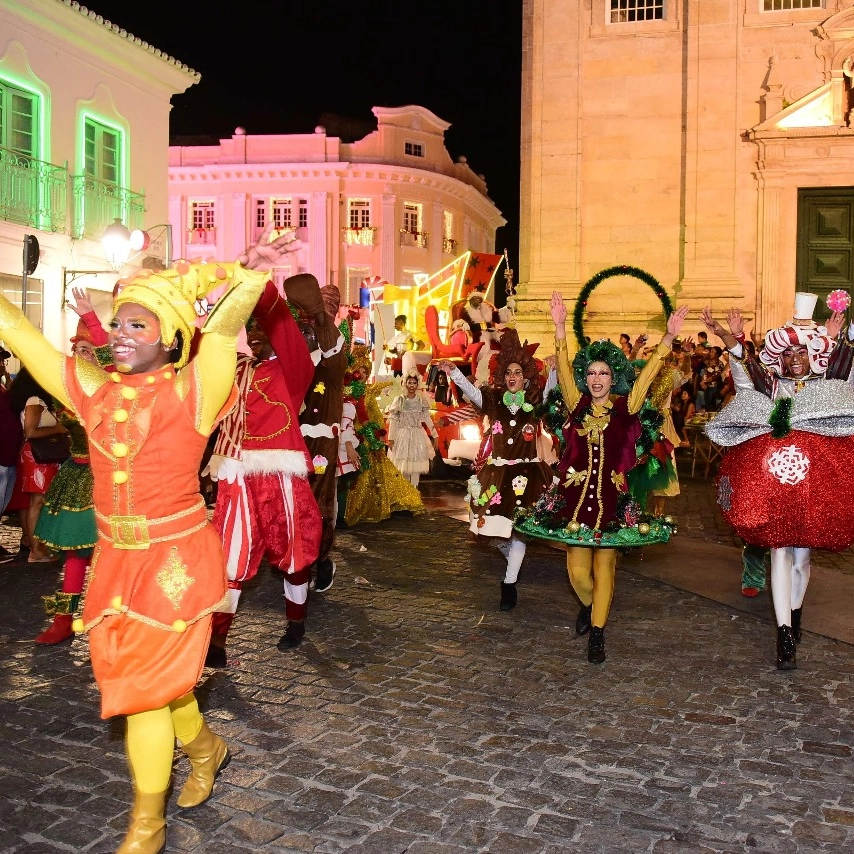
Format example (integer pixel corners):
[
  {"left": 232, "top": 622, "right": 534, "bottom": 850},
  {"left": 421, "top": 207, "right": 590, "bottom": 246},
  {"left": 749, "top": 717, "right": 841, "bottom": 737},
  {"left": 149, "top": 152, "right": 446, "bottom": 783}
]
[{"left": 517, "top": 0, "right": 854, "bottom": 350}]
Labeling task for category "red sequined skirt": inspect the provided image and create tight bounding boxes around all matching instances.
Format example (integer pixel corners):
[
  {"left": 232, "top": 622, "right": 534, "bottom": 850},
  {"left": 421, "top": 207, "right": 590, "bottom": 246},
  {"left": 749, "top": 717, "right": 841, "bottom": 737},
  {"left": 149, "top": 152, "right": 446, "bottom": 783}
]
[{"left": 716, "top": 431, "right": 854, "bottom": 550}]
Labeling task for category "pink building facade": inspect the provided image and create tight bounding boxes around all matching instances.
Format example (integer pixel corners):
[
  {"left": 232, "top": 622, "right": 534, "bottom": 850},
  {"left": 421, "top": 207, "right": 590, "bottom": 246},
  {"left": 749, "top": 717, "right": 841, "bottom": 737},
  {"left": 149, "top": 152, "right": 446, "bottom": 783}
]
[{"left": 168, "top": 106, "right": 506, "bottom": 308}]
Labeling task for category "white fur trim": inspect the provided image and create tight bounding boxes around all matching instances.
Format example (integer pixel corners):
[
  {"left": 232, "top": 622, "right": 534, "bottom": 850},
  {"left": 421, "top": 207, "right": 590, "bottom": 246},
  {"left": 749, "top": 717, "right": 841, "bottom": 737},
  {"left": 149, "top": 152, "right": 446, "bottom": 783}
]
[
  {"left": 301, "top": 422, "right": 339, "bottom": 439},
  {"left": 242, "top": 449, "right": 310, "bottom": 477}
]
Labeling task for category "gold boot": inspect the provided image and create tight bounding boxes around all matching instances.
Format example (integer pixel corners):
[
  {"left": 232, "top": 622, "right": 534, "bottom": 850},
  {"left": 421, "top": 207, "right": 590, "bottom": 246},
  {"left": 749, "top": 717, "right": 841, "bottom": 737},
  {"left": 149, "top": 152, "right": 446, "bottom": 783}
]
[
  {"left": 116, "top": 790, "right": 167, "bottom": 854},
  {"left": 176, "top": 721, "right": 231, "bottom": 808}
]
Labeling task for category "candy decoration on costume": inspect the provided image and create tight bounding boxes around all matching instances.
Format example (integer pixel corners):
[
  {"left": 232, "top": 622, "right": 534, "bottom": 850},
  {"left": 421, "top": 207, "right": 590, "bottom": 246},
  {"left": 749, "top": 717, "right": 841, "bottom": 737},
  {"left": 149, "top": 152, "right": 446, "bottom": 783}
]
[{"left": 826, "top": 289, "right": 851, "bottom": 313}]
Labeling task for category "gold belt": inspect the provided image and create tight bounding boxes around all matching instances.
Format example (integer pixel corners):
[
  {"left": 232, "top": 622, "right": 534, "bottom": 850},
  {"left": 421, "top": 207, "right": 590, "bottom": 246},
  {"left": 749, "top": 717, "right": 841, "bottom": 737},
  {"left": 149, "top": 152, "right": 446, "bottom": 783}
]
[{"left": 96, "top": 499, "right": 208, "bottom": 550}]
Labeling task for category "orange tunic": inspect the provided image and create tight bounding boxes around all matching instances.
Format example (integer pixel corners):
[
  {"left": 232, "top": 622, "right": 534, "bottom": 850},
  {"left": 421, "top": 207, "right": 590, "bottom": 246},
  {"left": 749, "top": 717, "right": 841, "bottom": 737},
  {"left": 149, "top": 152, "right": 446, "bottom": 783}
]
[{"left": 67, "top": 363, "right": 236, "bottom": 718}]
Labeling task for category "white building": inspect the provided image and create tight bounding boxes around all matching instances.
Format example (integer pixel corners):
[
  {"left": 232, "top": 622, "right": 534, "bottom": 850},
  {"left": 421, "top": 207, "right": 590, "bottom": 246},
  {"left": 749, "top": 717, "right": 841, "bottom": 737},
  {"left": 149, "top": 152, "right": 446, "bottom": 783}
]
[
  {"left": 167, "top": 105, "right": 506, "bottom": 305},
  {"left": 0, "top": 0, "right": 197, "bottom": 352}
]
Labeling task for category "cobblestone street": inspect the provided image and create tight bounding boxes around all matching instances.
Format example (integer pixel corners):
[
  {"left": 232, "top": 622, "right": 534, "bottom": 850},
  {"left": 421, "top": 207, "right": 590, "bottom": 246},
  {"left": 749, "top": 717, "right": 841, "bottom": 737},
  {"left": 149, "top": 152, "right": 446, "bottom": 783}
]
[{"left": 1, "top": 461, "right": 853, "bottom": 853}]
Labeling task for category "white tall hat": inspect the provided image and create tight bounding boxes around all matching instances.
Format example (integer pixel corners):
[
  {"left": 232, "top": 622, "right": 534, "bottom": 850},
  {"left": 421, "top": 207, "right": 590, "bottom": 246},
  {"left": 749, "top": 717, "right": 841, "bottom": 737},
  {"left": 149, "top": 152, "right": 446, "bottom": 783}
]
[{"left": 793, "top": 292, "right": 818, "bottom": 325}]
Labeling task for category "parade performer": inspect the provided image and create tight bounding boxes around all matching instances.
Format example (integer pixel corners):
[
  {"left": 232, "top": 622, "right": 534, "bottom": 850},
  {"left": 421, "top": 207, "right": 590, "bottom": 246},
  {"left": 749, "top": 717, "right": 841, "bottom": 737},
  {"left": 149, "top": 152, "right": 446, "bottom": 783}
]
[
  {"left": 702, "top": 293, "right": 854, "bottom": 670},
  {"left": 205, "top": 277, "right": 323, "bottom": 665},
  {"left": 515, "top": 294, "right": 686, "bottom": 663},
  {"left": 386, "top": 368, "right": 438, "bottom": 488},
  {"left": 437, "top": 328, "right": 554, "bottom": 612},
  {"left": 291, "top": 278, "right": 348, "bottom": 598},
  {"left": 0, "top": 225, "right": 298, "bottom": 853},
  {"left": 341, "top": 348, "right": 424, "bottom": 526},
  {"left": 34, "top": 289, "right": 113, "bottom": 644},
  {"left": 457, "top": 290, "right": 500, "bottom": 384},
  {"left": 630, "top": 341, "right": 692, "bottom": 517},
  {"left": 335, "top": 362, "right": 362, "bottom": 524}
]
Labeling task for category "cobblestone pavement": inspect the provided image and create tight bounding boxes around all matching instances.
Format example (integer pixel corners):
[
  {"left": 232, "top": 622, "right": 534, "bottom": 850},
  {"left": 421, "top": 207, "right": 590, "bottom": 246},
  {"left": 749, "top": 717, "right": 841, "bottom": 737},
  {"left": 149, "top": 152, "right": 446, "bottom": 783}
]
[{"left": 1, "top": 462, "right": 854, "bottom": 853}]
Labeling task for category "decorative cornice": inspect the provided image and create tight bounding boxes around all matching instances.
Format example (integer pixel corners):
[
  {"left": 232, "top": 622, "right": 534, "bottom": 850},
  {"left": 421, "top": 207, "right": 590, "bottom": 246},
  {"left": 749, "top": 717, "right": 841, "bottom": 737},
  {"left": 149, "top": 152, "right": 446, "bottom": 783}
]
[
  {"left": 58, "top": 1, "right": 200, "bottom": 81},
  {"left": 169, "top": 163, "right": 506, "bottom": 226}
]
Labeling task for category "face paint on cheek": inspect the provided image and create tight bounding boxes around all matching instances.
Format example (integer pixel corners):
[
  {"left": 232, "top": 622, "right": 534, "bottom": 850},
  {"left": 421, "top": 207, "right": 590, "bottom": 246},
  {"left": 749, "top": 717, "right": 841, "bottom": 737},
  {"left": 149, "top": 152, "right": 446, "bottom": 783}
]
[{"left": 132, "top": 323, "right": 162, "bottom": 347}]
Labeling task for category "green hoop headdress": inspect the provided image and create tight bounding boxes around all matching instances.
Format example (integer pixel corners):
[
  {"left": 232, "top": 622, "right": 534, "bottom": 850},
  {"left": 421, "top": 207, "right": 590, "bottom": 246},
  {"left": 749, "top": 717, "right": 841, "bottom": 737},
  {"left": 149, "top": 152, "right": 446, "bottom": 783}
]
[{"left": 572, "top": 340, "right": 635, "bottom": 397}]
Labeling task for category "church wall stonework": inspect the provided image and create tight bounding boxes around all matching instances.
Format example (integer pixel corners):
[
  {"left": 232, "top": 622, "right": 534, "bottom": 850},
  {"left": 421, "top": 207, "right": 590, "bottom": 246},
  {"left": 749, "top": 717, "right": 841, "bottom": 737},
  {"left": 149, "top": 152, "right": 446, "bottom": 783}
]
[{"left": 519, "top": 0, "right": 854, "bottom": 355}]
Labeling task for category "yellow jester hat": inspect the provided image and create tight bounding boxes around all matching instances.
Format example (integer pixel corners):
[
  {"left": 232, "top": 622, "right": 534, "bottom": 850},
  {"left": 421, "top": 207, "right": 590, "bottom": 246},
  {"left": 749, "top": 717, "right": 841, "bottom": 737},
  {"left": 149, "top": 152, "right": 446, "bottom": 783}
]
[{"left": 112, "top": 260, "right": 237, "bottom": 369}]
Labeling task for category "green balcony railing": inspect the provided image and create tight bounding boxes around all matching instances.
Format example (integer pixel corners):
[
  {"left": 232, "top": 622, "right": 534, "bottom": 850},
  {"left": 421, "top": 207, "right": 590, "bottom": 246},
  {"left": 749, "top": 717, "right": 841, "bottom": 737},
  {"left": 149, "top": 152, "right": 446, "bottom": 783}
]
[
  {"left": 71, "top": 173, "right": 145, "bottom": 240},
  {"left": 0, "top": 145, "right": 68, "bottom": 233}
]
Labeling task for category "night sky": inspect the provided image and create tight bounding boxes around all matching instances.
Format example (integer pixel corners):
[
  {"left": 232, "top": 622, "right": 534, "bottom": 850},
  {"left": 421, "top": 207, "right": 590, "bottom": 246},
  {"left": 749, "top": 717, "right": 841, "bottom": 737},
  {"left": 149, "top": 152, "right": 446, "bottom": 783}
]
[{"left": 83, "top": 0, "right": 523, "bottom": 278}]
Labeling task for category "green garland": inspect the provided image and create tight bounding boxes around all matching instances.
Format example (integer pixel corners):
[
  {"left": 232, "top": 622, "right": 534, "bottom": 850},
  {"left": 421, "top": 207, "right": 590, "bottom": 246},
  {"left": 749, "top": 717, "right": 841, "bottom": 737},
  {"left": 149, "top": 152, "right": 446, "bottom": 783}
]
[
  {"left": 573, "top": 265, "right": 674, "bottom": 350},
  {"left": 769, "top": 396, "right": 793, "bottom": 439},
  {"left": 534, "top": 386, "right": 569, "bottom": 452}
]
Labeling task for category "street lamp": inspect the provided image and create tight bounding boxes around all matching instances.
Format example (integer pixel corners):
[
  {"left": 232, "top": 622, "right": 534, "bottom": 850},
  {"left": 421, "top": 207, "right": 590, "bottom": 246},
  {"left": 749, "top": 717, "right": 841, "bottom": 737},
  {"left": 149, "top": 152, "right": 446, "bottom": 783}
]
[
  {"left": 101, "top": 218, "right": 132, "bottom": 269},
  {"left": 62, "top": 221, "right": 174, "bottom": 308}
]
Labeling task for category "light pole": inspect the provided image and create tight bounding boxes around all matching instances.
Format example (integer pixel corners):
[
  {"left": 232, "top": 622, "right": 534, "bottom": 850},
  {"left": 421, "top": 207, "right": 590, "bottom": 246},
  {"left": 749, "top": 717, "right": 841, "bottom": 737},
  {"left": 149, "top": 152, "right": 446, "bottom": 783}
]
[{"left": 61, "top": 222, "right": 174, "bottom": 308}]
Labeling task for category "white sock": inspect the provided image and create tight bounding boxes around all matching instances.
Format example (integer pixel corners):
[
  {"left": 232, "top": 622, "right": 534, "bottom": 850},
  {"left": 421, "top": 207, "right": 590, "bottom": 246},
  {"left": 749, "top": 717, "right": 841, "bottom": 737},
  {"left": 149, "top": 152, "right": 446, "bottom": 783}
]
[
  {"left": 503, "top": 536, "right": 527, "bottom": 584},
  {"left": 791, "top": 547, "right": 811, "bottom": 610},
  {"left": 770, "top": 546, "right": 793, "bottom": 627}
]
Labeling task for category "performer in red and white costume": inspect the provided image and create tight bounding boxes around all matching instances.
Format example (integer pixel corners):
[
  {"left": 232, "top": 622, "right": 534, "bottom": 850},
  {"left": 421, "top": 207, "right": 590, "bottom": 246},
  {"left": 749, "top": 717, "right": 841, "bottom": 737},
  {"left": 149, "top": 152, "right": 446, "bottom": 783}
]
[
  {"left": 207, "top": 277, "right": 322, "bottom": 664},
  {"left": 703, "top": 293, "right": 854, "bottom": 670}
]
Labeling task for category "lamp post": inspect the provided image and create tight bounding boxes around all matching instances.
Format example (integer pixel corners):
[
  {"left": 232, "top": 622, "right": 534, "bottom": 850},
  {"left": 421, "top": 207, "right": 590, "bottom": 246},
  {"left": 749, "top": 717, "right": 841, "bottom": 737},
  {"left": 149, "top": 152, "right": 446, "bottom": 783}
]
[{"left": 61, "top": 221, "right": 174, "bottom": 308}]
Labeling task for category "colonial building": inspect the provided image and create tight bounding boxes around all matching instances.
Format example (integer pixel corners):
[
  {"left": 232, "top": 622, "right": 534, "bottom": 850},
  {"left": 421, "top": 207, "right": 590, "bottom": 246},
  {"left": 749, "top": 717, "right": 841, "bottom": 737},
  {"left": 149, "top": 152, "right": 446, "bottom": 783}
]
[
  {"left": 167, "top": 105, "right": 506, "bottom": 306},
  {"left": 518, "top": 0, "right": 854, "bottom": 350},
  {"left": 0, "top": 0, "right": 196, "bottom": 353}
]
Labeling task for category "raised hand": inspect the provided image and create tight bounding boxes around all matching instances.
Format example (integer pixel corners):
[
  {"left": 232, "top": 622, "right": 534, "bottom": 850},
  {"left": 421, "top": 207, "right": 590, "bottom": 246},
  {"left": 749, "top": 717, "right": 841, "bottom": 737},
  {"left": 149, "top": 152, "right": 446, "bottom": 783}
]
[
  {"left": 700, "top": 307, "right": 727, "bottom": 338},
  {"left": 666, "top": 305, "right": 690, "bottom": 337},
  {"left": 68, "top": 287, "right": 95, "bottom": 317},
  {"left": 550, "top": 292, "right": 567, "bottom": 327},
  {"left": 238, "top": 223, "right": 302, "bottom": 272},
  {"left": 436, "top": 360, "right": 457, "bottom": 376},
  {"left": 826, "top": 310, "right": 845, "bottom": 339},
  {"left": 726, "top": 308, "right": 744, "bottom": 338},
  {"left": 682, "top": 335, "right": 695, "bottom": 353}
]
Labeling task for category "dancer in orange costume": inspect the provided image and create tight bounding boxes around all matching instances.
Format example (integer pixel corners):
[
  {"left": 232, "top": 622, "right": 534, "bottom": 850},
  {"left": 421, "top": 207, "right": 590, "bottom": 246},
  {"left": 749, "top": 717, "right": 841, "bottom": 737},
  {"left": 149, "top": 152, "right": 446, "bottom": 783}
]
[{"left": 0, "top": 225, "right": 299, "bottom": 853}]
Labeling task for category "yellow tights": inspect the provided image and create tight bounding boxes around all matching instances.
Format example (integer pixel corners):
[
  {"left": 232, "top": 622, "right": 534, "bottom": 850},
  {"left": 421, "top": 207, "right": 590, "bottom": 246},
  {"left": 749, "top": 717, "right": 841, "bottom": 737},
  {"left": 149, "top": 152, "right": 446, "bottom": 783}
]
[
  {"left": 566, "top": 547, "right": 617, "bottom": 628},
  {"left": 125, "top": 693, "right": 204, "bottom": 793}
]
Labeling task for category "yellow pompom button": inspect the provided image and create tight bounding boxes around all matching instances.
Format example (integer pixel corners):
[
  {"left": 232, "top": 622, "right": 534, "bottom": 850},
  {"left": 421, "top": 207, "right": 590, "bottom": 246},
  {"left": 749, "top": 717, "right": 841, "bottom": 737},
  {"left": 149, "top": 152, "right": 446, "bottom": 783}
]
[
  {"left": 110, "top": 596, "right": 122, "bottom": 610},
  {"left": 113, "top": 471, "right": 129, "bottom": 485},
  {"left": 112, "top": 442, "right": 128, "bottom": 457},
  {"left": 111, "top": 372, "right": 123, "bottom": 383},
  {"left": 162, "top": 371, "right": 173, "bottom": 380},
  {"left": 172, "top": 619, "right": 187, "bottom": 633},
  {"left": 71, "top": 619, "right": 85, "bottom": 633},
  {"left": 113, "top": 409, "right": 129, "bottom": 423},
  {"left": 146, "top": 376, "right": 156, "bottom": 384},
  {"left": 121, "top": 387, "right": 137, "bottom": 400}
]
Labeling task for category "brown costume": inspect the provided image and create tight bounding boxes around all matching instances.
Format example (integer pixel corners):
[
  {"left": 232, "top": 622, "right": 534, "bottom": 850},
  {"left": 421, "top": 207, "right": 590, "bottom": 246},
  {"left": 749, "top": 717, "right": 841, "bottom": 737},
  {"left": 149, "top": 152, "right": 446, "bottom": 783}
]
[{"left": 285, "top": 277, "right": 348, "bottom": 571}]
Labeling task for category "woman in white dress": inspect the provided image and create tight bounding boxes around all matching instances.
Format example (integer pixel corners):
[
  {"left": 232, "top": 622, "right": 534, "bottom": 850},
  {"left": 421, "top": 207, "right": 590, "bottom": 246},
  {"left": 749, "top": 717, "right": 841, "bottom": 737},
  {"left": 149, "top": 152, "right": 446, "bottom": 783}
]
[{"left": 386, "top": 370, "right": 438, "bottom": 488}]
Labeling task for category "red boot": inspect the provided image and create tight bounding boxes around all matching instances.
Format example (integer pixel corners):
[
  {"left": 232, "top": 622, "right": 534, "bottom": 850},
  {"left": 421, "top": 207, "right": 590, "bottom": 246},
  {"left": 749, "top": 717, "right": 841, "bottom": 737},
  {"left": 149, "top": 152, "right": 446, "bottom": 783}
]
[{"left": 35, "top": 614, "right": 74, "bottom": 644}]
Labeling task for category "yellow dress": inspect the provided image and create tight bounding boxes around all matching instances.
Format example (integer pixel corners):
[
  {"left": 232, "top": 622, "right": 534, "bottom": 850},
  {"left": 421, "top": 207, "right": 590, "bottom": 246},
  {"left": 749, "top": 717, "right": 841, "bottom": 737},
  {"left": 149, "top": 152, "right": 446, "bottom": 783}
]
[{"left": 344, "top": 382, "right": 424, "bottom": 526}]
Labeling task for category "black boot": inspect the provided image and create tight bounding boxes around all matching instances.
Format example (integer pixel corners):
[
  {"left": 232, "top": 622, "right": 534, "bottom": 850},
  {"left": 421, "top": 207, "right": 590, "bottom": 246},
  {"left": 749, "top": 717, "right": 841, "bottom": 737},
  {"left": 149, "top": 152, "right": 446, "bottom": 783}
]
[
  {"left": 204, "top": 643, "right": 227, "bottom": 669},
  {"left": 776, "top": 625, "right": 797, "bottom": 671},
  {"left": 575, "top": 603, "right": 592, "bottom": 636},
  {"left": 587, "top": 626, "right": 606, "bottom": 664},
  {"left": 791, "top": 608, "right": 802, "bottom": 644},
  {"left": 315, "top": 558, "right": 336, "bottom": 593},
  {"left": 204, "top": 633, "right": 228, "bottom": 668},
  {"left": 500, "top": 582, "right": 517, "bottom": 611},
  {"left": 277, "top": 621, "right": 305, "bottom": 651}
]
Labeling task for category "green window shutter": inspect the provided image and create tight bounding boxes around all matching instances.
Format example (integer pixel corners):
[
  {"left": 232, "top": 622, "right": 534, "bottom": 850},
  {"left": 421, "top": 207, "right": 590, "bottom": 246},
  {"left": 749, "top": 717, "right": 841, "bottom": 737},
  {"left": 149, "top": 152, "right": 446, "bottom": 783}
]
[
  {"left": 84, "top": 118, "right": 121, "bottom": 183},
  {"left": 0, "top": 81, "right": 37, "bottom": 157}
]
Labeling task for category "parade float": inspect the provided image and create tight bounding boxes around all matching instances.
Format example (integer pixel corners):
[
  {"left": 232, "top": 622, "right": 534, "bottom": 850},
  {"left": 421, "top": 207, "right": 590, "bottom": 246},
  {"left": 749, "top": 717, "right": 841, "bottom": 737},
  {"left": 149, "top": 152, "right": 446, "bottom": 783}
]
[{"left": 351, "top": 249, "right": 510, "bottom": 473}]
